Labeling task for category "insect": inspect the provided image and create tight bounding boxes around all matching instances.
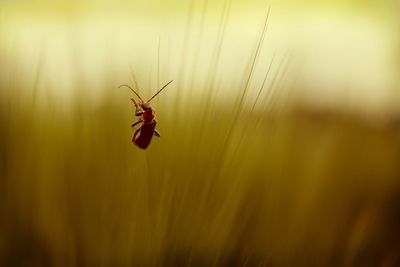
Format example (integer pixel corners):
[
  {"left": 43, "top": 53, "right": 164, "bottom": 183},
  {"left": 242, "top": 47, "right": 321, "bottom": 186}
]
[{"left": 119, "top": 80, "right": 173, "bottom": 149}]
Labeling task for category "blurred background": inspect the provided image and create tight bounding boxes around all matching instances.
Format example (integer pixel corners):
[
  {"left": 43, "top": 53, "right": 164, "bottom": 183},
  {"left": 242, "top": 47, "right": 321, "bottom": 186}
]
[{"left": 0, "top": 0, "right": 399, "bottom": 266}]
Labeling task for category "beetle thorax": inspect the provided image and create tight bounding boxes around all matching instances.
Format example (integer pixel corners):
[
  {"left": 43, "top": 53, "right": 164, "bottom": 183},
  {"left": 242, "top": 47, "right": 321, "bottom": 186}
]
[
  {"left": 140, "top": 102, "right": 151, "bottom": 110},
  {"left": 143, "top": 108, "right": 155, "bottom": 122}
]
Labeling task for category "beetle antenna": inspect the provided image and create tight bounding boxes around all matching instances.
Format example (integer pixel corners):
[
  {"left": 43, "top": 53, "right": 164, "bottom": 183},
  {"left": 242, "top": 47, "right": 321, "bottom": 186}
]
[
  {"left": 119, "top": 84, "right": 144, "bottom": 102},
  {"left": 147, "top": 80, "right": 174, "bottom": 103}
]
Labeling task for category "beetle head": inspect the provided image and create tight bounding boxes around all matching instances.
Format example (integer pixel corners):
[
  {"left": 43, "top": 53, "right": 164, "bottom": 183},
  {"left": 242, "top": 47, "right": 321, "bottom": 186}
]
[{"left": 140, "top": 102, "right": 152, "bottom": 111}]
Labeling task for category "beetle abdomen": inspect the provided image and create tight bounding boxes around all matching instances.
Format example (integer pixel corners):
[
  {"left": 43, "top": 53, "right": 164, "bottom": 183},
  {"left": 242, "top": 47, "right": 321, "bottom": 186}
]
[{"left": 134, "top": 121, "right": 157, "bottom": 149}]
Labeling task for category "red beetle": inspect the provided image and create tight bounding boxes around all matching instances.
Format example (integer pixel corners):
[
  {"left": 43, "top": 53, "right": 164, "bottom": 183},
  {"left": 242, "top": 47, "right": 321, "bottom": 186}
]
[{"left": 119, "top": 80, "right": 173, "bottom": 149}]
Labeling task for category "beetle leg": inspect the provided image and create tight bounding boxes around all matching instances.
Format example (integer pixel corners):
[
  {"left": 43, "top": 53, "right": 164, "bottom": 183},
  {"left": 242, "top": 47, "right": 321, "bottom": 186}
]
[
  {"left": 134, "top": 107, "right": 144, "bottom": 117},
  {"left": 131, "top": 98, "right": 144, "bottom": 117},
  {"left": 135, "top": 107, "right": 144, "bottom": 117},
  {"left": 132, "top": 127, "right": 141, "bottom": 142},
  {"left": 130, "top": 98, "right": 138, "bottom": 108},
  {"left": 154, "top": 130, "right": 161, "bottom": 137},
  {"left": 131, "top": 120, "right": 143, "bottom": 128}
]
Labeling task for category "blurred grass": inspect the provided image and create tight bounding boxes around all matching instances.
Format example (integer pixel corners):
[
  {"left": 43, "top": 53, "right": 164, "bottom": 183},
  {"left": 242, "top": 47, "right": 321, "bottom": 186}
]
[
  {"left": 1, "top": 72, "right": 400, "bottom": 266},
  {"left": 1, "top": 1, "right": 400, "bottom": 266}
]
